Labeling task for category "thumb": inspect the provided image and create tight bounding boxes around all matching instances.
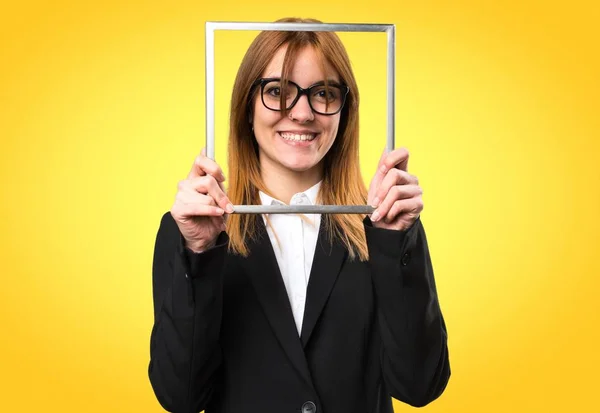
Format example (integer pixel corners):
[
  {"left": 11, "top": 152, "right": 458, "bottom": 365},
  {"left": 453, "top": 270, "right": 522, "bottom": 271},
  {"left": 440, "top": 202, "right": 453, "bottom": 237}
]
[{"left": 370, "top": 147, "right": 389, "bottom": 191}]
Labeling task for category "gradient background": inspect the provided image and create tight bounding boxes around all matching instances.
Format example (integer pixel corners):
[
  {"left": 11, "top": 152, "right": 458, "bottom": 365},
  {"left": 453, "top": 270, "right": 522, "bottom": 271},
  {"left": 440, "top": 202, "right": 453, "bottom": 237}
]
[{"left": 1, "top": 0, "right": 599, "bottom": 412}]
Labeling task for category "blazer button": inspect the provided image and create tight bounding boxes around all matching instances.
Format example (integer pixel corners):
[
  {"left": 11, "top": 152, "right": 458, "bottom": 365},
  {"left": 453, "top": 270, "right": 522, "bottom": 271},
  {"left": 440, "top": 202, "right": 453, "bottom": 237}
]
[
  {"left": 401, "top": 252, "right": 411, "bottom": 266},
  {"left": 302, "top": 401, "right": 317, "bottom": 413}
]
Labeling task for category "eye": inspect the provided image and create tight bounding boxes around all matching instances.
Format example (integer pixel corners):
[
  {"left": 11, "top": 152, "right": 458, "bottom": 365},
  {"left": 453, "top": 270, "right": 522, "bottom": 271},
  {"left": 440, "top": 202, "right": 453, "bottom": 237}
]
[
  {"left": 266, "top": 87, "right": 281, "bottom": 97},
  {"left": 313, "top": 87, "right": 339, "bottom": 101}
]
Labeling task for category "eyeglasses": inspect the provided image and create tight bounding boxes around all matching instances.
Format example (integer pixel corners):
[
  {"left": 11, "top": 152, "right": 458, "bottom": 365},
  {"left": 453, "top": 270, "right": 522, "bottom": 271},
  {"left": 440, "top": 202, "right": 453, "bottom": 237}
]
[{"left": 252, "top": 77, "right": 350, "bottom": 116}]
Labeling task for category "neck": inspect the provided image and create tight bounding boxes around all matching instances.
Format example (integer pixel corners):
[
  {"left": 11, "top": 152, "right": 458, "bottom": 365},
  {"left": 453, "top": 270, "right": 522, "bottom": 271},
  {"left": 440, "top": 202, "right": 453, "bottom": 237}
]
[{"left": 260, "top": 160, "right": 323, "bottom": 204}]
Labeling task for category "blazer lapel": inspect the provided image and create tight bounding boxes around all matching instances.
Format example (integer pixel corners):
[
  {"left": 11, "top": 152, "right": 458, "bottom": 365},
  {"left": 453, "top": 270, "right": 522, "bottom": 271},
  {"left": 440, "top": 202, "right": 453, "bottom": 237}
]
[
  {"left": 300, "top": 219, "right": 348, "bottom": 348},
  {"left": 243, "top": 216, "right": 315, "bottom": 391}
]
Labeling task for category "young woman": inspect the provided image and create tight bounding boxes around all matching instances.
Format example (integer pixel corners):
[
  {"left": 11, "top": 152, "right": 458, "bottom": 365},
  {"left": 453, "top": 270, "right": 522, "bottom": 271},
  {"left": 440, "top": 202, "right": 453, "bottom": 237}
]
[{"left": 149, "top": 18, "right": 450, "bottom": 413}]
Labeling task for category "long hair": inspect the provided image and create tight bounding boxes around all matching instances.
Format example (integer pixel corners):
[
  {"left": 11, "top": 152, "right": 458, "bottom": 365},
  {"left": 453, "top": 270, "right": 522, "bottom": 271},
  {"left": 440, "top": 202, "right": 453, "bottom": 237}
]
[{"left": 226, "top": 17, "right": 369, "bottom": 261}]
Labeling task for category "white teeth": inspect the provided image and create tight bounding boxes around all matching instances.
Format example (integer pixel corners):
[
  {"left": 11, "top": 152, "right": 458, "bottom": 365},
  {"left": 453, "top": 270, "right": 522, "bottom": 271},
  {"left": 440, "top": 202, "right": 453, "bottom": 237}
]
[{"left": 280, "top": 132, "right": 316, "bottom": 142}]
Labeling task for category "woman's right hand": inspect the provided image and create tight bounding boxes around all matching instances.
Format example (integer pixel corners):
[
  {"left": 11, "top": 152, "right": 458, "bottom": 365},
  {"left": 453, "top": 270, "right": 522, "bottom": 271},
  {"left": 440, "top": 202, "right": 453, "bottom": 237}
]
[{"left": 170, "top": 149, "right": 234, "bottom": 253}]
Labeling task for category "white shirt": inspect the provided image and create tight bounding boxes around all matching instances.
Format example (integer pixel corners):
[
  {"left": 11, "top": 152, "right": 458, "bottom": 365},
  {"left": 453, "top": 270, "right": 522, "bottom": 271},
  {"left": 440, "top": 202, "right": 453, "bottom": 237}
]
[{"left": 259, "top": 182, "right": 322, "bottom": 336}]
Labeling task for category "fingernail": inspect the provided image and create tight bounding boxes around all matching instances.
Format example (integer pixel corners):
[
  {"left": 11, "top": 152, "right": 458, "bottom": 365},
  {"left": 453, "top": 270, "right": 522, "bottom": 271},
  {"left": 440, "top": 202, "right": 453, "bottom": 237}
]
[
  {"left": 371, "top": 211, "right": 380, "bottom": 222},
  {"left": 226, "top": 203, "right": 234, "bottom": 213},
  {"left": 372, "top": 197, "right": 380, "bottom": 207},
  {"left": 216, "top": 207, "right": 224, "bottom": 214},
  {"left": 380, "top": 164, "right": 387, "bottom": 173}
]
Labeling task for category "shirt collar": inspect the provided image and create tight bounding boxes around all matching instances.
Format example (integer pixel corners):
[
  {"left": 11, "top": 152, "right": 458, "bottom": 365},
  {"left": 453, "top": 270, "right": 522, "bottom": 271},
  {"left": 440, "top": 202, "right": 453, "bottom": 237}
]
[{"left": 259, "top": 180, "right": 322, "bottom": 206}]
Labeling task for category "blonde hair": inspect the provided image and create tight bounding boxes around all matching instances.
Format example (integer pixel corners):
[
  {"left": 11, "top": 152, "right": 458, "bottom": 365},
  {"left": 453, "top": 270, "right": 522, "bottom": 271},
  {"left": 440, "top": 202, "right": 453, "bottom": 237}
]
[{"left": 226, "top": 17, "right": 369, "bottom": 261}]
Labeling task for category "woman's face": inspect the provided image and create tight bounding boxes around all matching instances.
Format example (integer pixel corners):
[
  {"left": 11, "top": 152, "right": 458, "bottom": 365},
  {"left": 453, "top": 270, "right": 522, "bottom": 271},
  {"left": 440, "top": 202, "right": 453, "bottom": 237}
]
[{"left": 251, "top": 45, "right": 342, "bottom": 177}]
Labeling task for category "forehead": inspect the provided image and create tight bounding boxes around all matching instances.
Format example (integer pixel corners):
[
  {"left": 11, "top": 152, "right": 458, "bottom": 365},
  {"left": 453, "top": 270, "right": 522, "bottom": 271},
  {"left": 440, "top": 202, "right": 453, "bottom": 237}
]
[{"left": 262, "top": 45, "right": 340, "bottom": 84}]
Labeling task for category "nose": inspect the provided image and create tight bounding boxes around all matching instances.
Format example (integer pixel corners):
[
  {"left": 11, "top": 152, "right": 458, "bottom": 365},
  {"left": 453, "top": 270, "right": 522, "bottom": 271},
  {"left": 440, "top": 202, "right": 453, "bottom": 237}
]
[{"left": 288, "top": 95, "right": 314, "bottom": 123}]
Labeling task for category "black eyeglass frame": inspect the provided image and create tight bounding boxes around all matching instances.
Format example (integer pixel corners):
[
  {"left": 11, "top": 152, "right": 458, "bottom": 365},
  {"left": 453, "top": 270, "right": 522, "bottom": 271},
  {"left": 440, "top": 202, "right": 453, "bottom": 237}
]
[{"left": 252, "top": 77, "right": 350, "bottom": 116}]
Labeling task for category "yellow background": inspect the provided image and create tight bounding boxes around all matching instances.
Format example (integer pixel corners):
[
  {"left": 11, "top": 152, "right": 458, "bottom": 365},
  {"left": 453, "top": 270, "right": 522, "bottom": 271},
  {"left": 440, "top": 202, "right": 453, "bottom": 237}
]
[{"left": 1, "top": 0, "right": 599, "bottom": 411}]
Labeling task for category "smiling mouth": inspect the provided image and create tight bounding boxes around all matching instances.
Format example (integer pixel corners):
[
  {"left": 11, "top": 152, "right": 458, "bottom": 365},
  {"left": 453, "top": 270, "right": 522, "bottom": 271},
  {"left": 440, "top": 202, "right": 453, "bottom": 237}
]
[{"left": 279, "top": 132, "right": 318, "bottom": 142}]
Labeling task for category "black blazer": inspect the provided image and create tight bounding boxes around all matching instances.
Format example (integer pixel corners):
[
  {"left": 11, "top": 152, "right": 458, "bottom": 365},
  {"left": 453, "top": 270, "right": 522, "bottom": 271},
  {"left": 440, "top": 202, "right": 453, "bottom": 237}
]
[{"left": 148, "top": 212, "right": 450, "bottom": 413}]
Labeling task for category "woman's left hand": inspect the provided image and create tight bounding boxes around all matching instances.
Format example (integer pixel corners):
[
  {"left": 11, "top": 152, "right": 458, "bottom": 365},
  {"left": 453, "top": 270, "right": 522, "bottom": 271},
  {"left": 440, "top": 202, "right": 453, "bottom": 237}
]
[{"left": 367, "top": 148, "right": 423, "bottom": 231}]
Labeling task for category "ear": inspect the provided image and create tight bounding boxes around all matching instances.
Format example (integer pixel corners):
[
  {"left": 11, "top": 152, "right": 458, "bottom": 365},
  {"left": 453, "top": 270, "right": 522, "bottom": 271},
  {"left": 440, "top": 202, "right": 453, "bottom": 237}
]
[
  {"left": 247, "top": 103, "right": 254, "bottom": 124},
  {"left": 248, "top": 111, "right": 254, "bottom": 134}
]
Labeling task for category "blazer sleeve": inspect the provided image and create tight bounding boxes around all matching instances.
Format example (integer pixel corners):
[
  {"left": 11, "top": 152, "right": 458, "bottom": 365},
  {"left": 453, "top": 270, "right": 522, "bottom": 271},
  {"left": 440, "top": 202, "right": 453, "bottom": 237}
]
[
  {"left": 364, "top": 217, "right": 451, "bottom": 407},
  {"left": 148, "top": 212, "right": 228, "bottom": 413}
]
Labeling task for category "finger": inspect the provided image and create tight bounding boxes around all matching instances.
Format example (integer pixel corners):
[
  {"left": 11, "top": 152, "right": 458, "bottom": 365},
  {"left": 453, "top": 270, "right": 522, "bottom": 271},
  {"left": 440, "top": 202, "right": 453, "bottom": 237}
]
[
  {"left": 187, "top": 154, "right": 206, "bottom": 179},
  {"left": 173, "top": 192, "right": 225, "bottom": 217},
  {"left": 372, "top": 169, "right": 419, "bottom": 206},
  {"left": 186, "top": 171, "right": 227, "bottom": 193},
  {"left": 183, "top": 176, "right": 233, "bottom": 213},
  {"left": 380, "top": 147, "right": 409, "bottom": 174},
  {"left": 179, "top": 176, "right": 232, "bottom": 213},
  {"left": 375, "top": 146, "right": 388, "bottom": 169},
  {"left": 217, "top": 179, "right": 227, "bottom": 194},
  {"left": 180, "top": 191, "right": 217, "bottom": 208},
  {"left": 383, "top": 197, "right": 423, "bottom": 224},
  {"left": 370, "top": 185, "right": 422, "bottom": 222},
  {"left": 369, "top": 147, "right": 390, "bottom": 197},
  {"left": 187, "top": 150, "right": 227, "bottom": 182}
]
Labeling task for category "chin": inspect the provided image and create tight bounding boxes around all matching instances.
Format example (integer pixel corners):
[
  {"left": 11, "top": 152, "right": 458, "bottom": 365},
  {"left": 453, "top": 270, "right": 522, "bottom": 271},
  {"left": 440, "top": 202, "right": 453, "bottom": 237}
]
[
  {"left": 279, "top": 157, "right": 320, "bottom": 173},
  {"left": 281, "top": 162, "right": 316, "bottom": 172}
]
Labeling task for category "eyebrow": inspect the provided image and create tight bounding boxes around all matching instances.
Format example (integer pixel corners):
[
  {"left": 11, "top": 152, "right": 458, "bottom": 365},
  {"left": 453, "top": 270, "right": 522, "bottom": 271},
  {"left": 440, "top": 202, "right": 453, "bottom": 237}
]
[{"left": 263, "top": 77, "right": 342, "bottom": 86}]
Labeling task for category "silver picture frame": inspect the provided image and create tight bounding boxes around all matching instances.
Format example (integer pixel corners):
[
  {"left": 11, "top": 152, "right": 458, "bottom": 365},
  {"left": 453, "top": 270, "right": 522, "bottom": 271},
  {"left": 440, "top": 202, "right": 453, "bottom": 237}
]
[{"left": 205, "top": 21, "right": 396, "bottom": 214}]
